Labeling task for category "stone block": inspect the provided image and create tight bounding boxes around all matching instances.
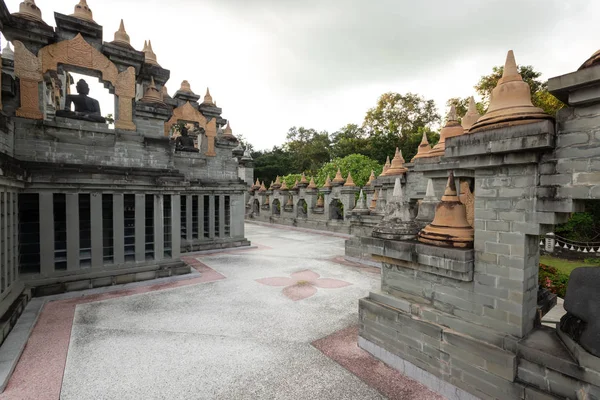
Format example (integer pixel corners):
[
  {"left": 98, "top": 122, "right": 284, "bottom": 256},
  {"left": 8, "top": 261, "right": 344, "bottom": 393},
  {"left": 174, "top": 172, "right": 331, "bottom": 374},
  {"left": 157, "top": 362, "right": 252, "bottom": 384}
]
[
  {"left": 369, "top": 291, "right": 411, "bottom": 313},
  {"left": 115, "top": 273, "right": 136, "bottom": 285},
  {"left": 91, "top": 277, "right": 113, "bottom": 288},
  {"left": 65, "top": 280, "right": 91, "bottom": 292},
  {"left": 135, "top": 271, "right": 157, "bottom": 282},
  {"left": 486, "top": 221, "right": 511, "bottom": 232}
]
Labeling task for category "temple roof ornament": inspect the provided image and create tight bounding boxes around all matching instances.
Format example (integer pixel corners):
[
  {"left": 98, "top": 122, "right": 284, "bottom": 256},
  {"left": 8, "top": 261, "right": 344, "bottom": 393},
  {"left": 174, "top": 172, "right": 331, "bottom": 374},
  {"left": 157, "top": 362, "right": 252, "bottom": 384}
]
[
  {"left": 179, "top": 80, "right": 194, "bottom": 94},
  {"left": 372, "top": 178, "right": 419, "bottom": 240},
  {"left": 307, "top": 177, "right": 317, "bottom": 189},
  {"left": 316, "top": 195, "right": 324, "bottom": 208},
  {"left": 280, "top": 180, "right": 289, "bottom": 190},
  {"left": 382, "top": 156, "right": 391, "bottom": 174},
  {"left": 332, "top": 169, "right": 345, "bottom": 185},
  {"left": 112, "top": 20, "right": 131, "bottom": 47},
  {"left": 71, "top": 0, "right": 95, "bottom": 23},
  {"left": 272, "top": 176, "right": 282, "bottom": 189},
  {"left": 411, "top": 131, "right": 432, "bottom": 161},
  {"left": 468, "top": 50, "right": 551, "bottom": 133},
  {"left": 203, "top": 88, "right": 214, "bottom": 105},
  {"left": 343, "top": 172, "right": 356, "bottom": 187},
  {"left": 300, "top": 173, "right": 309, "bottom": 185},
  {"left": 323, "top": 174, "right": 332, "bottom": 189},
  {"left": 461, "top": 97, "right": 481, "bottom": 131},
  {"left": 252, "top": 178, "right": 261, "bottom": 190},
  {"left": 580, "top": 49, "right": 600, "bottom": 70},
  {"left": 143, "top": 40, "right": 159, "bottom": 66},
  {"left": 2, "top": 42, "right": 14, "bottom": 61},
  {"left": 140, "top": 77, "right": 165, "bottom": 105},
  {"left": 352, "top": 190, "right": 369, "bottom": 215},
  {"left": 161, "top": 85, "right": 171, "bottom": 99},
  {"left": 224, "top": 122, "right": 234, "bottom": 136},
  {"left": 366, "top": 170, "right": 376, "bottom": 186},
  {"left": 369, "top": 188, "right": 378, "bottom": 210},
  {"left": 258, "top": 181, "right": 267, "bottom": 192},
  {"left": 381, "top": 148, "right": 408, "bottom": 176},
  {"left": 13, "top": 0, "right": 44, "bottom": 23},
  {"left": 292, "top": 180, "right": 299, "bottom": 190},
  {"left": 418, "top": 172, "right": 474, "bottom": 248},
  {"left": 426, "top": 105, "right": 463, "bottom": 157}
]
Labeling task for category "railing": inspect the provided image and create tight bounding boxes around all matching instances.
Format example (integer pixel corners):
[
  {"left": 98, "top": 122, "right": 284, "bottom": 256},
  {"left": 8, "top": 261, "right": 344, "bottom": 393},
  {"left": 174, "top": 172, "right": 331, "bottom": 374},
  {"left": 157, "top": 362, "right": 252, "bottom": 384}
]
[{"left": 540, "top": 233, "right": 600, "bottom": 254}]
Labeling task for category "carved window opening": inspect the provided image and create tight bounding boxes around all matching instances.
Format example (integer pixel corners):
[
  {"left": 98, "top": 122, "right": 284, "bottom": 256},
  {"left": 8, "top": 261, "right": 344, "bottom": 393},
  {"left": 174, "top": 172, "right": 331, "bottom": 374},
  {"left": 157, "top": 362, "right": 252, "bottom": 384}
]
[
  {"left": 329, "top": 199, "right": 344, "bottom": 221},
  {"left": 272, "top": 199, "right": 281, "bottom": 216},
  {"left": 297, "top": 199, "right": 308, "bottom": 219},
  {"left": 252, "top": 199, "right": 260, "bottom": 217}
]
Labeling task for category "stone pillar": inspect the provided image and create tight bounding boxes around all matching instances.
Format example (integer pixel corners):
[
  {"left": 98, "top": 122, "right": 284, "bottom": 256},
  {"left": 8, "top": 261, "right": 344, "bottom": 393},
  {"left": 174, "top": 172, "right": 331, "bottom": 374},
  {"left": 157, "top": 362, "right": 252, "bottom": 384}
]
[
  {"left": 6, "top": 193, "right": 12, "bottom": 280},
  {"left": 231, "top": 193, "right": 245, "bottom": 239},
  {"left": 113, "top": 194, "right": 125, "bottom": 264},
  {"left": 199, "top": 194, "right": 205, "bottom": 240},
  {"left": 154, "top": 195, "right": 164, "bottom": 260},
  {"left": 135, "top": 194, "right": 145, "bottom": 262},
  {"left": 209, "top": 195, "right": 215, "bottom": 240},
  {"left": 171, "top": 195, "right": 181, "bottom": 258},
  {"left": 219, "top": 194, "right": 225, "bottom": 238},
  {"left": 186, "top": 194, "right": 193, "bottom": 242},
  {"left": 2, "top": 191, "right": 7, "bottom": 286},
  {"left": 12, "top": 193, "right": 17, "bottom": 283},
  {"left": 66, "top": 193, "right": 80, "bottom": 271},
  {"left": 90, "top": 193, "right": 103, "bottom": 267},
  {"left": 39, "top": 192, "right": 54, "bottom": 276}
]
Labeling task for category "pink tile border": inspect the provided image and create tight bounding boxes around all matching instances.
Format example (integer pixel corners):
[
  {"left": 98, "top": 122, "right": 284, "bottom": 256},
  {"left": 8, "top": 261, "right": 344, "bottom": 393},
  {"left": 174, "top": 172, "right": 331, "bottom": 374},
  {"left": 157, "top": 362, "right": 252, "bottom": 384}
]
[
  {"left": 312, "top": 326, "right": 444, "bottom": 400},
  {"left": 0, "top": 259, "right": 225, "bottom": 400}
]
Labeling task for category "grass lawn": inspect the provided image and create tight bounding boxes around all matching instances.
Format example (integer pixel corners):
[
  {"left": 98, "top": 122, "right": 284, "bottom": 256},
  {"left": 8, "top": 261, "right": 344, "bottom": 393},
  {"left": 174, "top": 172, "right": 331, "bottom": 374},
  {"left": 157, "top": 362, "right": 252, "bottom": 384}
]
[{"left": 540, "top": 255, "right": 600, "bottom": 275}]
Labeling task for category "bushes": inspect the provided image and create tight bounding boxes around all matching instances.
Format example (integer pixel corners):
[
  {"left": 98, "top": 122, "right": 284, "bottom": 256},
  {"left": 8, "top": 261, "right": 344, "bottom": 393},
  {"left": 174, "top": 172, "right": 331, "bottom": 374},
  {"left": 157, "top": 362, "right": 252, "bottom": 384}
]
[{"left": 538, "top": 263, "right": 570, "bottom": 298}]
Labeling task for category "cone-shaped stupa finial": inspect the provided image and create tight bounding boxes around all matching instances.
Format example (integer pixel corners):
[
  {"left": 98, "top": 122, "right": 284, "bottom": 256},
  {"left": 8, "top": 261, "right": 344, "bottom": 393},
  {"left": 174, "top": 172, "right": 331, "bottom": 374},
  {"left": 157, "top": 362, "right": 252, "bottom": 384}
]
[
  {"left": 418, "top": 171, "right": 474, "bottom": 248},
  {"left": 426, "top": 105, "right": 464, "bottom": 157},
  {"left": 392, "top": 178, "right": 403, "bottom": 199},
  {"left": 469, "top": 50, "right": 551, "bottom": 133},
  {"left": 344, "top": 172, "right": 356, "bottom": 187},
  {"left": 141, "top": 77, "right": 165, "bottom": 105},
  {"left": 161, "top": 85, "right": 170, "bottom": 99},
  {"left": 579, "top": 49, "right": 600, "bottom": 70},
  {"left": 113, "top": 19, "right": 131, "bottom": 47},
  {"left": 72, "top": 0, "right": 95, "bottom": 22},
  {"left": 144, "top": 40, "right": 159, "bottom": 66},
  {"left": 352, "top": 189, "right": 369, "bottom": 215},
  {"left": 280, "top": 180, "right": 289, "bottom": 191},
  {"left": 332, "top": 168, "right": 345, "bottom": 185},
  {"left": 259, "top": 181, "right": 267, "bottom": 192},
  {"left": 425, "top": 179, "right": 436, "bottom": 199},
  {"left": 292, "top": 180, "right": 299, "bottom": 190},
  {"left": 366, "top": 170, "right": 376, "bottom": 186},
  {"left": 381, "top": 147, "right": 408, "bottom": 176},
  {"left": 382, "top": 156, "right": 391, "bottom": 174},
  {"left": 271, "top": 176, "right": 281, "bottom": 190},
  {"left": 179, "top": 80, "right": 194, "bottom": 94},
  {"left": 461, "top": 97, "right": 481, "bottom": 131},
  {"left": 307, "top": 177, "right": 317, "bottom": 189},
  {"left": 411, "top": 130, "right": 432, "bottom": 161},
  {"left": 252, "top": 178, "right": 261, "bottom": 190},
  {"left": 203, "top": 88, "right": 214, "bottom": 105},
  {"left": 369, "top": 188, "right": 379, "bottom": 210},
  {"left": 224, "top": 122, "right": 233, "bottom": 136},
  {"left": 300, "top": 173, "right": 309, "bottom": 185},
  {"left": 2, "top": 42, "right": 14, "bottom": 61},
  {"left": 323, "top": 174, "right": 332, "bottom": 189},
  {"left": 14, "top": 0, "right": 43, "bottom": 22}
]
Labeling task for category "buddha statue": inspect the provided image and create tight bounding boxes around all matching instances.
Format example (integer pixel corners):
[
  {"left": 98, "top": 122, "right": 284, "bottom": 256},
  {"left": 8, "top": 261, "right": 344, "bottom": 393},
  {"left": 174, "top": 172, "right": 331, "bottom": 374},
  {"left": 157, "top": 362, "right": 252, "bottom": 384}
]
[
  {"left": 56, "top": 79, "right": 106, "bottom": 123},
  {"left": 175, "top": 126, "right": 199, "bottom": 152}
]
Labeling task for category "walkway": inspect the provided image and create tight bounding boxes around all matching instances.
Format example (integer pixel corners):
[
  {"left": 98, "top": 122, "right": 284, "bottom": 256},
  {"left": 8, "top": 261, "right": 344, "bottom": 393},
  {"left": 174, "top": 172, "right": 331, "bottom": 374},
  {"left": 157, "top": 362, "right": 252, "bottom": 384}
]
[{"left": 1, "top": 223, "right": 442, "bottom": 400}]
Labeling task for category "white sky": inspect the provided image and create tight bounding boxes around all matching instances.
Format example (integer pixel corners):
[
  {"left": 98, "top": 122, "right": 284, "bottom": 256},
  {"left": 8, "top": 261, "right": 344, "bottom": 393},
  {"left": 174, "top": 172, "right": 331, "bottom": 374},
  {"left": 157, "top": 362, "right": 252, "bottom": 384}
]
[{"left": 4, "top": 0, "right": 600, "bottom": 150}]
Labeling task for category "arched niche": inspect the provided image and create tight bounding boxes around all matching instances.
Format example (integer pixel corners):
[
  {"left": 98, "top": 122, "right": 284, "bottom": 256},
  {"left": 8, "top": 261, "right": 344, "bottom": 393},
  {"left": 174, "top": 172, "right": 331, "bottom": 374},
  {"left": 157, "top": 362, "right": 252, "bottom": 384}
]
[
  {"left": 165, "top": 102, "right": 216, "bottom": 157},
  {"left": 252, "top": 199, "right": 260, "bottom": 217},
  {"left": 296, "top": 199, "right": 308, "bottom": 219},
  {"left": 329, "top": 198, "right": 344, "bottom": 220},
  {"left": 272, "top": 199, "right": 281, "bottom": 216},
  {"left": 14, "top": 34, "right": 136, "bottom": 130}
]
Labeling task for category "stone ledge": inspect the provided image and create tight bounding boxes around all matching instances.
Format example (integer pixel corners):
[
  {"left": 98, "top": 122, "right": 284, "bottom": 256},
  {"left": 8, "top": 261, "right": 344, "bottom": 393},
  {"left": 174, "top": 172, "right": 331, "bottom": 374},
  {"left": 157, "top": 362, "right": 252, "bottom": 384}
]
[
  {"left": 415, "top": 243, "right": 474, "bottom": 274},
  {"left": 549, "top": 63, "right": 600, "bottom": 104},
  {"left": 557, "top": 327, "right": 600, "bottom": 373},
  {"left": 445, "top": 120, "right": 555, "bottom": 159}
]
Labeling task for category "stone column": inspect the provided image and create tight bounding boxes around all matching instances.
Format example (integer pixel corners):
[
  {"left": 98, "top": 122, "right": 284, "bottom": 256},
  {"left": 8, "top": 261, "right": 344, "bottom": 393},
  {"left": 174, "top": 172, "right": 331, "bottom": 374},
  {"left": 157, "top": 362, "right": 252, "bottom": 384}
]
[
  {"left": 231, "top": 193, "right": 245, "bottom": 239},
  {"left": 135, "top": 194, "right": 145, "bottom": 262},
  {"left": 171, "top": 195, "right": 181, "bottom": 258},
  {"left": 186, "top": 194, "right": 193, "bottom": 242},
  {"left": 12, "top": 193, "right": 17, "bottom": 283},
  {"left": 90, "top": 193, "right": 103, "bottom": 268},
  {"left": 219, "top": 194, "right": 225, "bottom": 238},
  {"left": 209, "top": 195, "right": 215, "bottom": 240},
  {"left": 113, "top": 194, "right": 125, "bottom": 264},
  {"left": 154, "top": 195, "right": 164, "bottom": 260},
  {"left": 6, "top": 193, "right": 12, "bottom": 280},
  {"left": 199, "top": 194, "right": 205, "bottom": 240},
  {"left": 39, "top": 192, "right": 54, "bottom": 276},
  {"left": 66, "top": 193, "right": 80, "bottom": 271},
  {"left": 2, "top": 191, "right": 7, "bottom": 286}
]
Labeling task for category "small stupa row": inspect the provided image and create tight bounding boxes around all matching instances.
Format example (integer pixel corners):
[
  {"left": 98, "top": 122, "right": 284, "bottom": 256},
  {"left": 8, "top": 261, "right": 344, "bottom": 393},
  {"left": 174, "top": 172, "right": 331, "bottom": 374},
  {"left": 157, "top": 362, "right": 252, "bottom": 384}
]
[{"left": 412, "top": 50, "right": 552, "bottom": 160}]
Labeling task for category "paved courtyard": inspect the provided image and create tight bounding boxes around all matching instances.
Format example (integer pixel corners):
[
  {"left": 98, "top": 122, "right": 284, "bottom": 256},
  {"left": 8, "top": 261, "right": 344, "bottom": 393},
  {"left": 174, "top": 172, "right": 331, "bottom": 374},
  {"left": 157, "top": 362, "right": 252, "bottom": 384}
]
[{"left": 1, "top": 223, "right": 442, "bottom": 400}]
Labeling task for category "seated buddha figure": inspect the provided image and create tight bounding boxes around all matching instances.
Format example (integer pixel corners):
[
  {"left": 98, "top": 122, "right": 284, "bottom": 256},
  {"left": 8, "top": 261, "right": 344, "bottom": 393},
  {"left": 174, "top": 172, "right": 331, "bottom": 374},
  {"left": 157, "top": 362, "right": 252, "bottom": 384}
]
[
  {"left": 56, "top": 79, "right": 106, "bottom": 123},
  {"left": 175, "top": 126, "right": 199, "bottom": 152}
]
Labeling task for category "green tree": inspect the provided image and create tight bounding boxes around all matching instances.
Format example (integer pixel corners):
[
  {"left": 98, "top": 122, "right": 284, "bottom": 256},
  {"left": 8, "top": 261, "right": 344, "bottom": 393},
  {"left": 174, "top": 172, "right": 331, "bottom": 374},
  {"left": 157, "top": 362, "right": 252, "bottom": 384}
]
[
  {"left": 363, "top": 93, "right": 441, "bottom": 163},
  {"left": 315, "top": 154, "right": 382, "bottom": 188},
  {"left": 329, "top": 124, "right": 370, "bottom": 159},
  {"left": 474, "top": 65, "right": 564, "bottom": 116},
  {"left": 284, "top": 127, "right": 331, "bottom": 175},
  {"left": 252, "top": 146, "right": 293, "bottom": 187},
  {"left": 446, "top": 98, "right": 486, "bottom": 121}
]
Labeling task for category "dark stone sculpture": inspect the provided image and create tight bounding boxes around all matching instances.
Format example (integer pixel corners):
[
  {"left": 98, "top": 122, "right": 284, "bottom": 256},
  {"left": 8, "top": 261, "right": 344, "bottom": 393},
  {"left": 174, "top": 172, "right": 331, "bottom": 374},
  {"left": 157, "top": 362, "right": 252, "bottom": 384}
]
[
  {"left": 56, "top": 79, "right": 106, "bottom": 123},
  {"left": 175, "top": 126, "right": 199, "bottom": 152},
  {"left": 559, "top": 267, "right": 600, "bottom": 357}
]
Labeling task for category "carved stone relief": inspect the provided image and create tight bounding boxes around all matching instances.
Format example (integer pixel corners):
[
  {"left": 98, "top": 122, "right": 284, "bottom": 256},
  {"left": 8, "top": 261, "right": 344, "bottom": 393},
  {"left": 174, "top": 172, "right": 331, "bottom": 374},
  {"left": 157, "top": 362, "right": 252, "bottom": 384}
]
[
  {"left": 459, "top": 180, "right": 475, "bottom": 228},
  {"left": 14, "top": 41, "right": 43, "bottom": 119}
]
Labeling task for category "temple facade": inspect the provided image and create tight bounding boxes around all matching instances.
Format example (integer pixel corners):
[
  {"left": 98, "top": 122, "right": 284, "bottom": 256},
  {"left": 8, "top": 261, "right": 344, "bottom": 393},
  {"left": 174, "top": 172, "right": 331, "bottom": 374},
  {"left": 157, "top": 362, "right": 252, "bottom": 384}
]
[{"left": 0, "top": 0, "right": 251, "bottom": 338}]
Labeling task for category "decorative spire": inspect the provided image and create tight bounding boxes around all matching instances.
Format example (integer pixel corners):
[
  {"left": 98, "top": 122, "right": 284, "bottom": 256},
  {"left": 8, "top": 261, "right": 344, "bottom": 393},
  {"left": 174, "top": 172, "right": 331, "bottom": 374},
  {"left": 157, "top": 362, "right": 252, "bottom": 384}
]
[
  {"left": 252, "top": 178, "right": 261, "bottom": 190},
  {"left": 415, "top": 179, "right": 439, "bottom": 227},
  {"left": 2, "top": 42, "right": 14, "bottom": 61},
  {"left": 316, "top": 195, "right": 324, "bottom": 208},
  {"left": 411, "top": 131, "right": 432, "bottom": 161},
  {"left": 258, "top": 181, "right": 267, "bottom": 192},
  {"left": 280, "top": 180, "right": 289, "bottom": 190},
  {"left": 382, "top": 156, "right": 391, "bottom": 174},
  {"left": 469, "top": 51, "right": 551, "bottom": 133},
  {"left": 179, "top": 80, "right": 194, "bottom": 94},
  {"left": 112, "top": 19, "right": 131, "bottom": 47},
  {"left": 580, "top": 49, "right": 600, "bottom": 70},
  {"left": 300, "top": 173, "right": 309, "bottom": 185},
  {"left": 323, "top": 174, "right": 332, "bottom": 189},
  {"left": 161, "top": 85, "right": 171, "bottom": 99},
  {"left": 307, "top": 177, "right": 317, "bottom": 190},
  {"left": 223, "top": 122, "right": 233, "bottom": 136},
  {"left": 392, "top": 177, "right": 403, "bottom": 200},
  {"left": 292, "top": 180, "right": 299, "bottom": 190},
  {"left": 373, "top": 188, "right": 386, "bottom": 215},
  {"left": 425, "top": 179, "right": 436, "bottom": 199},
  {"left": 381, "top": 148, "right": 408, "bottom": 176},
  {"left": 203, "top": 88, "right": 214, "bottom": 105},
  {"left": 418, "top": 172, "right": 474, "bottom": 248},
  {"left": 372, "top": 177, "right": 419, "bottom": 240},
  {"left": 13, "top": 0, "right": 43, "bottom": 23},
  {"left": 271, "top": 176, "right": 281, "bottom": 190},
  {"left": 71, "top": 0, "right": 95, "bottom": 23},
  {"left": 352, "top": 190, "right": 369, "bottom": 215},
  {"left": 140, "top": 77, "right": 165, "bottom": 105},
  {"left": 366, "top": 170, "right": 376, "bottom": 186},
  {"left": 369, "top": 189, "right": 378, "bottom": 210},
  {"left": 344, "top": 172, "right": 356, "bottom": 187},
  {"left": 461, "top": 97, "right": 481, "bottom": 131},
  {"left": 332, "top": 168, "right": 345, "bottom": 185},
  {"left": 144, "top": 40, "right": 159, "bottom": 66},
  {"left": 286, "top": 194, "right": 294, "bottom": 207},
  {"left": 426, "top": 105, "right": 463, "bottom": 157},
  {"left": 459, "top": 181, "right": 475, "bottom": 228}
]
